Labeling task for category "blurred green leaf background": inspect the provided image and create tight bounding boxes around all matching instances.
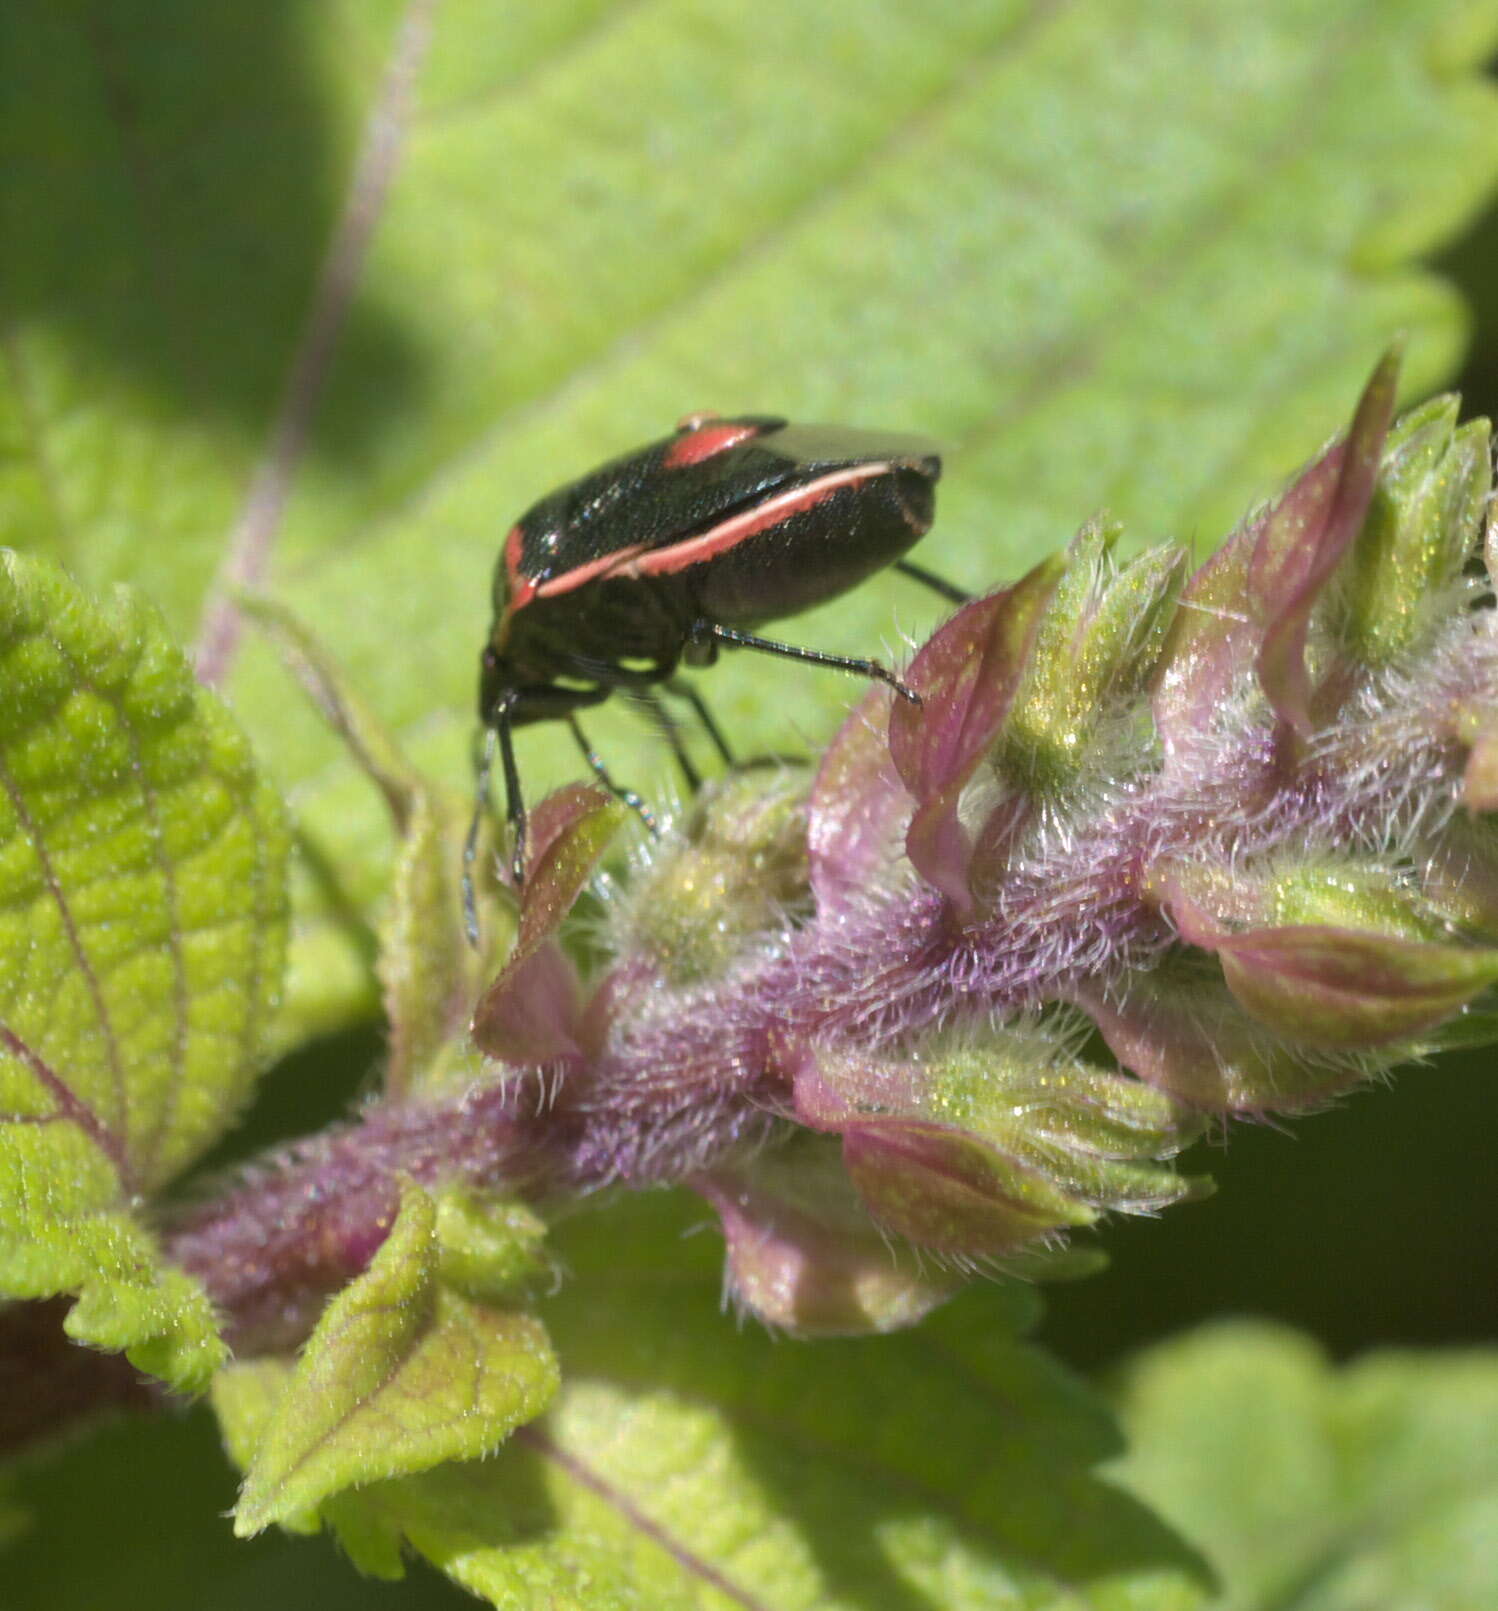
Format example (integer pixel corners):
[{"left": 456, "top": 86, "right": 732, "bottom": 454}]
[{"left": 3, "top": 0, "right": 1497, "bottom": 1604}]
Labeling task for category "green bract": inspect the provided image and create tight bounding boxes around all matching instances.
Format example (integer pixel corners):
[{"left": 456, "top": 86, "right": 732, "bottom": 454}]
[{"left": 223, "top": 1181, "right": 558, "bottom": 1540}]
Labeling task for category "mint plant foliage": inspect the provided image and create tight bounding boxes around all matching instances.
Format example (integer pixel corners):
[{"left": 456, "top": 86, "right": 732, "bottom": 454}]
[
  {"left": 6, "top": 356, "right": 1497, "bottom": 1608},
  {"left": 1112, "top": 1322, "right": 1498, "bottom": 1609},
  {"left": 194, "top": 361, "right": 1498, "bottom": 1604},
  {"left": 0, "top": 551, "right": 288, "bottom": 1397}
]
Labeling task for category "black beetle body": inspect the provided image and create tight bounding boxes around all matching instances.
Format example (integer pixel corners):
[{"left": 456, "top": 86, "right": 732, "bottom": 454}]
[
  {"left": 482, "top": 415, "right": 941, "bottom": 725},
  {"left": 470, "top": 412, "right": 947, "bottom": 911}
]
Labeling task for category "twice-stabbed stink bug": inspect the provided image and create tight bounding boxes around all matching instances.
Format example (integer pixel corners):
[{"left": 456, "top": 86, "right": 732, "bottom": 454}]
[{"left": 466, "top": 411, "right": 963, "bottom": 934}]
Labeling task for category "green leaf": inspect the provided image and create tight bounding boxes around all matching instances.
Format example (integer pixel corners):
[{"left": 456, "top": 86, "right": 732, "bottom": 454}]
[
  {"left": 4, "top": 3, "right": 1496, "bottom": 1040},
  {"left": 229, "top": 1180, "right": 558, "bottom": 1537},
  {"left": 237, "top": 593, "right": 505, "bottom": 1087},
  {"left": 299, "top": 1191, "right": 1210, "bottom": 1608},
  {"left": 1109, "top": 1321, "right": 1498, "bottom": 1611},
  {"left": 0, "top": 551, "right": 287, "bottom": 1389}
]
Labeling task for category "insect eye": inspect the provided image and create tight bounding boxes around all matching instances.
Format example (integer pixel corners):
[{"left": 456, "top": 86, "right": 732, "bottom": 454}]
[{"left": 674, "top": 410, "right": 721, "bottom": 434}]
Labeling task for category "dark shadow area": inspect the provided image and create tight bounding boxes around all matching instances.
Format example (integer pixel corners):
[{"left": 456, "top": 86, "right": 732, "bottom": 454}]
[
  {"left": 180, "top": 1017, "right": 387, "bottom": 1187},
  {"left": 1042, "top": 1042, "right": 1498, "bottom": 1370},
  {"left": 6, "top": 1404, "right": 476, "bottom": 1609},
  {"left": 1434, "top": 59, "right": 1498, "bottom": 425},
  {"left": 0, "top": 3, "right": 429, "bottom": 463},
  {"left": 1438, "top": 191, "right": 1498, "bottom": 425}
]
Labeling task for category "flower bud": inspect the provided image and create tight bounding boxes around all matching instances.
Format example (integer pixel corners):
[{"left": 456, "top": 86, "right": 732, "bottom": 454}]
[
  {"left": 694, "top": 1137, "right": 958, "bottom": 1335},
  {"left": 612, "top": 765, "right": 812, "bottom": 985},
  {"left": 996, "top": 521, "right": 1183, "bottom": 796},
  {"left": 784, "top": 1027, "right": 1203, "bottom": 1258},
  {"left": 1163, "top": 865, "right": 1498, "bottom": 1049},
  {"left": 1340, "top": 400, "right": 1492, "bottom": 667}
]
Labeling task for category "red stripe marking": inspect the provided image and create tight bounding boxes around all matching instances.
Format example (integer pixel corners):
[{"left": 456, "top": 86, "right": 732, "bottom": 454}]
[
  {"left": 627, "top": 462, "right": 889, "bottom": 579},
  {"left": 531, "top": 461, "right": 894, "bottom": 600},
  {"left": 533, "top": 540, "right": 652, "bottom": 600},
  {"left": 504, "top": 523, "right": 536, "bottom": 607},
  {"left": 663, "top": 420, "right": 761, "bottom": 470}
]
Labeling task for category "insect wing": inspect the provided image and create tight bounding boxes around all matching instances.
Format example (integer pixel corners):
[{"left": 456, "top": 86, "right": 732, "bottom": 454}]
[
  {"left": 513, "top": 419, "right": 941, "bottom": 606},
  {"left": 508, "top": 417, "right": 789, "bottom": 593}
]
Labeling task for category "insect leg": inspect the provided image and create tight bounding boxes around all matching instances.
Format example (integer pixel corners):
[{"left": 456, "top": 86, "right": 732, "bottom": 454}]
[
  {"left": 632, "top": 689, "right": 701, "bottom": 793},
  {"left": 495, "top": 695, "right": 528, "bottom": 888},
  {"left": 695, "top": 623, "right": 921, "bottom": 706},
  {"left": 894, "top": 558, "right": 971, "bottom": 606},
  {"left": 462, "top": 724, "right": 497, "bottom": 947},
  {"left": 567, "top": 714, "right": 661, "bottom": 837},
  {"left": 664, "top": 677, "right": 736, "bottom": 768}
]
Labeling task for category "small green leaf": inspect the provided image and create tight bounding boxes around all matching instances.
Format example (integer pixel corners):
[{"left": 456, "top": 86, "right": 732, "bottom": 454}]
[
  {"left": 231, "top": 1180, "right": 558, "bottom": 1537},
  {"left": 210, "top": 1358, "right": 320, "bottom": 1535},
  {"left": 311, "top": 1191, "right": 1210, "bottom": 1607},
  {"left": 433, "top": 1184, "right": 552, "bottom": 1305},
  {"left": 211, "top": 1355, "right": 294, "bottom": 1475},
  {"left": 1111, "top": 1322, "right": 1498, "bottom": 1611},
  {"left": 0, "top": 551, "right": 287, "bottom": 1389}
]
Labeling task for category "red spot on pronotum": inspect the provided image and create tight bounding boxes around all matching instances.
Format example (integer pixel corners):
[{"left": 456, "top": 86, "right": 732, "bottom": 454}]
[{"left": 663, "top": 421, "right": 762, "bottom": 470}]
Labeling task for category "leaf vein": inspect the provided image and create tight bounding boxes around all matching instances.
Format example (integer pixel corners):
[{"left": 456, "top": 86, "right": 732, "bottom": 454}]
[
  {"left": 295, "top": 0, "right": 1071, "bottom": 577},
  {"left": 0, "top": 736, "right": 131, "bottom": 1171},
  {"left": 20, "top": 618, "right": 203, "bottom": 1189},
  {"left": 517, "top": 1423, "right": 770, "bottom": 1610},
  {"left": 194, "top": 0, "right": 439, "bottom": 686},
  {"left": 413, "top": 0, "right": 653, "bottom": 133},
  {"left": 949, "top": 7, "right": 1380, "bottom": 479},
  {"left": 0, "top": 1017, "right": 127, "bottom": 1182}
]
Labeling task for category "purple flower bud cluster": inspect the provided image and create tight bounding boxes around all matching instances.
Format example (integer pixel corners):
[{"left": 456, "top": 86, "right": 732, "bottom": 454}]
[
  {"left": 171, "top": 355, "right": 1498, "bottom": 1347},
  {"left": 465, "top": 353, "right": 1498, "bottom": 1332}
]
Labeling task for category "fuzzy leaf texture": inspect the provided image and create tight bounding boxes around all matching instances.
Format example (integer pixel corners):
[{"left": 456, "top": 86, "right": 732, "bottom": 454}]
[
  {"left": 0, "top": 551, "right": 288, "bottom": 1391},
  {"left": 16, "top": 1296, "right": 1498, "bottom": 1607},
  {"left": 1111, "top": 1322, "right": 1498, "bottom": 1611},
  {"left": 3, "top": 2, "right": 1496, "bottom": 1044},
  {"left": 222, "top": 1181, "right": 557, "bottom": 1538},
  {"left": 226, "top": 1193, "right": 1213, "bottom": 1608}
]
